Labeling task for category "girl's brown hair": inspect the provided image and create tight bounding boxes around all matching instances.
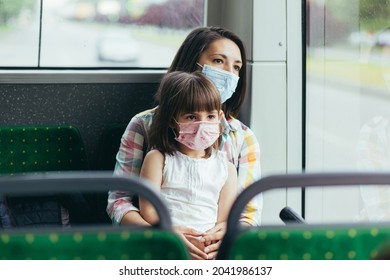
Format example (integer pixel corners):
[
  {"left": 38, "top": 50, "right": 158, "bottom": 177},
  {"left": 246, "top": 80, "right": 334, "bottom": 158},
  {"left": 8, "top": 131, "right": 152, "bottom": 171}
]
[{"left": 149, "top": 71, "right": 222, "bottom": 156}]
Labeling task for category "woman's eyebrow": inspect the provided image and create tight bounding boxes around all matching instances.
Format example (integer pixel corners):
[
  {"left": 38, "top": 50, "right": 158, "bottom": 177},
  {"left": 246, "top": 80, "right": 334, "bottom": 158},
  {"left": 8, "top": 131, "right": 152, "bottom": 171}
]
[{"left": 210, "top": 53, "right": 242, "bottom": 64}]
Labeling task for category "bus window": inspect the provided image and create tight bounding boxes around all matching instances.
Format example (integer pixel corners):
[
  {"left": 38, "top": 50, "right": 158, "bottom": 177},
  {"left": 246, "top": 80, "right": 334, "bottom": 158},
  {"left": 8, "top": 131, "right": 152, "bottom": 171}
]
[
  {"left": 0, "top": 0, "right": 205, "bottom": 68},
  {"left": 0, "top": 0, "right": 40, "bottom": 67},
  {"left": 306, "top": 0, "right": 390, "bottom": 223}
]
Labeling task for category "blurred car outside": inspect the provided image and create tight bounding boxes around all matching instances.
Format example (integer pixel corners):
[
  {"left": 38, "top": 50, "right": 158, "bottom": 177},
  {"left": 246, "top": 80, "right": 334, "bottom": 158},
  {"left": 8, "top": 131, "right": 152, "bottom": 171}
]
[
  {"left": 96, "top": 30, "right": 140, "bottom": 62},
  {"left": 348, "top": 31, "right": 376, "bottom": 46},
  {"left": 375, "top": 27, "right": 390, "bottom": 47}
]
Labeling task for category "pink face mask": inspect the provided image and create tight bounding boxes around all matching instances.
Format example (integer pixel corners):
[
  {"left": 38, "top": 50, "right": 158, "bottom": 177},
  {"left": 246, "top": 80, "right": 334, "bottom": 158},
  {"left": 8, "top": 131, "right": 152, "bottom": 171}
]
[{"left": 174, "top": 120, "right": 220, "bottom": 151}]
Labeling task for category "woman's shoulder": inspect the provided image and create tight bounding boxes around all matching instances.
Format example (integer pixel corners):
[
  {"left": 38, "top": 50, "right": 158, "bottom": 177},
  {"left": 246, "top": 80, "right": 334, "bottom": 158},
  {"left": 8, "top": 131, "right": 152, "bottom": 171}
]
[
  {"left": 125, "top": 107, "right": 156, "bottom": 133},
  {"left": 226, "top": 116, "right": 250, "bottom": 131},
  {"left": 225, "top": 117, "right": 258, "bottom": 139},
  {"left": 222, "top": 117, "right": 260, "bottom": 154},
  {"left": 132, "top": 107, "right": 156, "bottom": 121}
]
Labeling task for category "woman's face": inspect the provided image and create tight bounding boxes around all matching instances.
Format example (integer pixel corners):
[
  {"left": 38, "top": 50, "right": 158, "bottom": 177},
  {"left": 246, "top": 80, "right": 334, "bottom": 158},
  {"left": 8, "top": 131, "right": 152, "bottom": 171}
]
[{"left": 198, "top": 38, "right": 242, "bottom": 77}]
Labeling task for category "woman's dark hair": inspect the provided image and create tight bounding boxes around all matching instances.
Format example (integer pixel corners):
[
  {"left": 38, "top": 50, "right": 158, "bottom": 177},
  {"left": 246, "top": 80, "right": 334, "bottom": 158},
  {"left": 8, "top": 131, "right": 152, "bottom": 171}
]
[
  {"left": 149, "top": 71, "right": 222, "bottom": 156},
  {"left": 166, "top": 26, "right": 247, "bottom": 119}
]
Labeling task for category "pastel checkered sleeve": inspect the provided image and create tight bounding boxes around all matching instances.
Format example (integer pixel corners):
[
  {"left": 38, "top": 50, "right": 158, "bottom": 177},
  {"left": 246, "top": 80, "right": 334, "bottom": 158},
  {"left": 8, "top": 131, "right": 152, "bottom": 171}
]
[
  {"left": 237, "top": 126, "right": 263, "bottom": 226},
  {"left": 107, "top": 113, "right": 149, "bottom": 225}
]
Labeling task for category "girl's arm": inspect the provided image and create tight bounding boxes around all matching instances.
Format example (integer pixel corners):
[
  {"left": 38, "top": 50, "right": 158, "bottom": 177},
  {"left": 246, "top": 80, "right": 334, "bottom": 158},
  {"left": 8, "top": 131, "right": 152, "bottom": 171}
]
[
  {"left": 217, "top": 161, "right": 238, "bottom": 224},
  {"left": 201, "top": 162, "right": 237, "bottom": 260},
  {"left": 139, "top": 149, "right": 164, "bottom": 225}
]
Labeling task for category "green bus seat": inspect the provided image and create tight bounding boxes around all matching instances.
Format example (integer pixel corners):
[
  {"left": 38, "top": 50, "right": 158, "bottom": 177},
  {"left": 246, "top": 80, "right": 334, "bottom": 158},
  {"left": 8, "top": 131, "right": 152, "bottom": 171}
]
[
  {"left": 0, "top": 227, "right": 188, "bottom": 260},
  {"left": 0, "top": 125, "right": 90, "bottom": 227},
  {"left": 218, "top": 172, "right": 390, "bottom": 260},
  {"left": 0, "top": 125, "right": 88, "bottom": 174},
  {"left": 225, "top": 223, "right": 390, "bottom": 260},
  {"left": 0, "top": 172, "right": 190, "bottom": 260}
]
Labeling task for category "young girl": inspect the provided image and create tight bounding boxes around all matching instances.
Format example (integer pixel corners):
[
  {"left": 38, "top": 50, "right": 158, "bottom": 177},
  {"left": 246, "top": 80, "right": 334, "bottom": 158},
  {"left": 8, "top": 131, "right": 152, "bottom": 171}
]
[{"left": 139, "top": 71, "right": 237, "bottom": 237}]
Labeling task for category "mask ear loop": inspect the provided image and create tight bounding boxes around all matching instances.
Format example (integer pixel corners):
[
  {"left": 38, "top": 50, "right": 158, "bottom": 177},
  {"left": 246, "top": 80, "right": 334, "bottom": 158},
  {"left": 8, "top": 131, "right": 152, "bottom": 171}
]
[
  {"left": 171, "top": 127, "right": 178, "bottom": 138},
  {"left": 170, "top": 117, "right": 180, "bottom": 138}
]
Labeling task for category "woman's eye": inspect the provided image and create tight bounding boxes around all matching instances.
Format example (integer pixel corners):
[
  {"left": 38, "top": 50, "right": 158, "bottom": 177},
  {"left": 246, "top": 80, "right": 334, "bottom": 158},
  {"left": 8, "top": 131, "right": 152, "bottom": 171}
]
[
  {"left": 213, "top": 59, "right": 223, "bottom": 64},
  {"left": 234, "top": 65, "right": 241, "bottom": 71},
  {"left": 186, "top": 115, "right": 196, "bottom": 120}
]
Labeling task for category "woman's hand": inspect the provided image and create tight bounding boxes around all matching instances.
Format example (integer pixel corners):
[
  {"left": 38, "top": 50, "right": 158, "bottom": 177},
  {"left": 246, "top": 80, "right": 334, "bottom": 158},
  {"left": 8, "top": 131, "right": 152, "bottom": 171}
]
[
  {"left": 199, "top": 222, "right": 227, "bottom": 260},
  {"left": 174, "top": 226, "right": 208, "bottom": 260},
  {"left": 175, "top": 223, "right": 228, "bottom": 260}
]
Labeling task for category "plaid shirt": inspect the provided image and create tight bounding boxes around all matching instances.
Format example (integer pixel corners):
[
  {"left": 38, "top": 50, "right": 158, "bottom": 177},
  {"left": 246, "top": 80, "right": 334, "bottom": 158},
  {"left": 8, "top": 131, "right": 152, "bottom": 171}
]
[{"left": 107, "top": 107, "right": 263, "bottom": 225}]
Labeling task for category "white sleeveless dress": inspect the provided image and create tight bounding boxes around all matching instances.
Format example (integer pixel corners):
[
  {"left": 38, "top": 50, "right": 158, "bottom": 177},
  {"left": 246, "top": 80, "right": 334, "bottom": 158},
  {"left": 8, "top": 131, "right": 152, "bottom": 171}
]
[{"left": 161, "top": 149, "right": 228, "bottom": 232}]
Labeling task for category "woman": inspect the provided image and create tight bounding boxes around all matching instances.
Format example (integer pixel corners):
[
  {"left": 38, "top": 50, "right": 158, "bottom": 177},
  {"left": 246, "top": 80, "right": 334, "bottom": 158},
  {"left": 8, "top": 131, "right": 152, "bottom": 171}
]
[{"left": 107, "top": 26, "right": 262, "bottom": 260}]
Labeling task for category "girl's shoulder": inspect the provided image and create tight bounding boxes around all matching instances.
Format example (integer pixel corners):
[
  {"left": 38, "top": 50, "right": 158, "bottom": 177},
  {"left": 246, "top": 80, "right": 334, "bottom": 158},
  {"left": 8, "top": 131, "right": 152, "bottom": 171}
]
[
  {"left": 145, "top": 149, "right": 164, "bottom": 161},
  {"left": 213, "top": 149, "right": 227, "bottom": 158},
  {"left": 213, "top": 150, "right": 229, "bottom": 166}
]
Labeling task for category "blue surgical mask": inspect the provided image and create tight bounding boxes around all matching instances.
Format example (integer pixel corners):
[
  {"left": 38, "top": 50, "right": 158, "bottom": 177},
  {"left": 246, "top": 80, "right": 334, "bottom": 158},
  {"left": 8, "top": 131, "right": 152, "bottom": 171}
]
[{"left": 197, "top": 63, "right": 239, "bottom": 103}]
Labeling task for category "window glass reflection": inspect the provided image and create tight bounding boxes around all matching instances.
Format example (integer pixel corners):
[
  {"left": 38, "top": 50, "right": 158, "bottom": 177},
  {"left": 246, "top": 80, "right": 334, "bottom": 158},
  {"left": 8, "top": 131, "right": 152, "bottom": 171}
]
[
  {"left": 0, "top": 0, "right": 40, "bottom": 67},
  {"left": 0, "top": 0, "right": 204, "bottom": 68},
  {"left": 40, "top": 0, "right": 204, "bottom": 67},
  {"left": 306, "top": 0, "right": 390, "bottom": 223}
]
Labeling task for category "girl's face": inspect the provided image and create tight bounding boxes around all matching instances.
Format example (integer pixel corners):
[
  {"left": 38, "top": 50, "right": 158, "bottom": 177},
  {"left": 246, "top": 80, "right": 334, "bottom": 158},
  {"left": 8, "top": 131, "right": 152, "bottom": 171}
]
[
  {"left": 176, "top": 110, "right": 222, "bottom": 124},
  {"left": 197, "top": 38, "right": 242, "bottom": 76}
]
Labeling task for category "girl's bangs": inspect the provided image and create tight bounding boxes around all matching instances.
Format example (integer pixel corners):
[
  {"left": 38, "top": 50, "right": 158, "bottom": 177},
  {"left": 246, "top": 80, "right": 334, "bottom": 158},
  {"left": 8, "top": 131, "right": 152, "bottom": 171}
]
[{"left": 179, "top": 86, "right": 221, "bottom": 114}]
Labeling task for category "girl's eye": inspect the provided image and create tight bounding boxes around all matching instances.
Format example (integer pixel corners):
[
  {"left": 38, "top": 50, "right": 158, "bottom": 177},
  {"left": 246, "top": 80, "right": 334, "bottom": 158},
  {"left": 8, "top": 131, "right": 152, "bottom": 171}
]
[
  {"left": 234, "top": 65, "right": 241, "bottom": 71},
  {"left": 186, "top": 115, "right": 196, "bottom": 120},
  {"left": 208, "top": 115, "right": 216, "bottom": 120}
]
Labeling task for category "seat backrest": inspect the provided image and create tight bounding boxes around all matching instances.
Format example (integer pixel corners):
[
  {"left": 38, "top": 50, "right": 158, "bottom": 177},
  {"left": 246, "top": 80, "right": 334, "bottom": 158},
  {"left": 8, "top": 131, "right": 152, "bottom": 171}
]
[
  {"left": 0, "top": 227, "right": 188, "bottom": 260},
  {"left": 225, "top": 223, "right": 390, "bottom": 260},
  {"left": 0, "top": 125, "right": 88, "bottom": 174},
  {"left": 0, "top": 172, "right": 190, "bottom": 260},
  {"left": 93, "top": 123, "right": 128, "bottom": 224},
  {"left": 217, "top": 172, "right": 390, "bottom": 260},
  {"left": 0, "top": 125, "right": 90, "bottom": 228},
  {"left": 96, "top": 123, "right": 127, "bottom": 170}
]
